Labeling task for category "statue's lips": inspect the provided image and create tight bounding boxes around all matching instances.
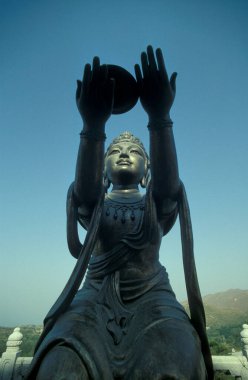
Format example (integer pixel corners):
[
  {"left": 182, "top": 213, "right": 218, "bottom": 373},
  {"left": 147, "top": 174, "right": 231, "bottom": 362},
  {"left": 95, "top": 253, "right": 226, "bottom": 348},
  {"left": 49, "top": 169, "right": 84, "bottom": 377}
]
[{"left": 116, "top": 160, "right": 131, "bottom": 166}]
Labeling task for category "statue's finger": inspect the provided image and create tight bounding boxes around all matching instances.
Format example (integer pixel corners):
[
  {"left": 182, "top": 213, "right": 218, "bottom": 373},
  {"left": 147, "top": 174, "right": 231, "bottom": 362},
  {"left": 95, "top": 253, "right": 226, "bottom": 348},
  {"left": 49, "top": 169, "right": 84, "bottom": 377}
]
[
  {"left": 99, "top": 64, "right": 108, "bottom": 83},
  {"left": 82, "top": 63, "right": 91, "bottom": 93},
  {"left": 147, "top": 45, "right": 157, "bottom": 73},
  {"left": 92, "top": 56, "right": 100, "bottom": 81},
  {"left": 141, "top": 51, "right": 149, "bottom": 78},
  {"left": 170, "top": 72, "right": 177, "bottom": 94},
  {"left": 156, "top": 48, "right": 169, "bottom": 82},
  {"left": 76, "top": 80, "right": 82, "bottom": 100},
  {"left": 134, "top": 64, "right": 142, "bottom": 86}
]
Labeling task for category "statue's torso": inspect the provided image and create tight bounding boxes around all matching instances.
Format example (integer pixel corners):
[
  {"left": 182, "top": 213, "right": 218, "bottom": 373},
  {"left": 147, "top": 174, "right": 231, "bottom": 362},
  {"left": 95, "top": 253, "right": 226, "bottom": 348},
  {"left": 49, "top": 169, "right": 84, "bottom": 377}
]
[{"left": 92, "top": 192, "right": 163, "bottom": 280}]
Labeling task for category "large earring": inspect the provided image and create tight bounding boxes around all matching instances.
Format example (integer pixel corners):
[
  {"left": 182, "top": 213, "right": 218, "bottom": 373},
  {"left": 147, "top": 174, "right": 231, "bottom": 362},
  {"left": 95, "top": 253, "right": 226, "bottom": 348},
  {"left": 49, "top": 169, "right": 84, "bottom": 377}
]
[
  {"left": 140, "top": 160, "right": 151, "bottom": 189},
  {"left": 140, "top": 163, "right": 151, "bottom": 188},
  {"left": 140, "top": 172, "right": 150, "bottom": 188},
  {"left": 140, "top": 176, "right": 146, "bottom": 188},
  {"left": 104, "top": 177, "right": 111, "bottom": 192}
]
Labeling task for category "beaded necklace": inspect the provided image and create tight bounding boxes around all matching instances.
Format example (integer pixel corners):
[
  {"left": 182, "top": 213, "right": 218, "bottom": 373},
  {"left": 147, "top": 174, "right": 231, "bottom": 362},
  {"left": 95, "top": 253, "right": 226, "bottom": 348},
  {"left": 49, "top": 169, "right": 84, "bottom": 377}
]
[{"left": 105, "top": 195, "right": 145, "bottom": 224}]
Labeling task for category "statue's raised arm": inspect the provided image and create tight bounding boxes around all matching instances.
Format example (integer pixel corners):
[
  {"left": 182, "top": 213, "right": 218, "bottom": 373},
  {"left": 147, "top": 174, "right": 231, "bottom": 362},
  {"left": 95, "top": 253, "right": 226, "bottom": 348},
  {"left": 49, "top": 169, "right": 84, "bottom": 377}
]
[
  {"left": 135, "top": 46, "right": 180, "bottom": 220},
  {"left": 74, "top": 57, "right": 115, "bottom": 215}
]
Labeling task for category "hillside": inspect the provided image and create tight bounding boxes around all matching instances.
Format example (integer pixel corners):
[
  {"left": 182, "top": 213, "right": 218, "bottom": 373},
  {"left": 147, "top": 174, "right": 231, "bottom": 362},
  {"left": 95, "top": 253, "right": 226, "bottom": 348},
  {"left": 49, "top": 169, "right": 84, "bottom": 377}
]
[
  {"left": 182, "top": 289, "right": 248, "bottom": 328},
  {"left": 203, "top": 289, "right": 248, "bottom": 314},
  {"left": 182, "top": 289, "right": 248, "bottom": 355}
]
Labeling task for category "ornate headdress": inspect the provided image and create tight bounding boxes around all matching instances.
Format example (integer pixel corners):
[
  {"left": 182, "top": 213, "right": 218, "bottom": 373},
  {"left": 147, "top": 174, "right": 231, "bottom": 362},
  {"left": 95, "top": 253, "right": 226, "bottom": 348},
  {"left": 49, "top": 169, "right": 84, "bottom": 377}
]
[{"left": 106, "top": 131, "right": 149, "bottom": 161}]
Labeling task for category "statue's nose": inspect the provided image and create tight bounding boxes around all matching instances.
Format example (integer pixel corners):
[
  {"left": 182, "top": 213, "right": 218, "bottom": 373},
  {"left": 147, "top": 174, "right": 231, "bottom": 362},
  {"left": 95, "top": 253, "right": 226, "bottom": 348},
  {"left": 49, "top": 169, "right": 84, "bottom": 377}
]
[{"left": 119, "top": 150, "right": 129, "bottom": 158}]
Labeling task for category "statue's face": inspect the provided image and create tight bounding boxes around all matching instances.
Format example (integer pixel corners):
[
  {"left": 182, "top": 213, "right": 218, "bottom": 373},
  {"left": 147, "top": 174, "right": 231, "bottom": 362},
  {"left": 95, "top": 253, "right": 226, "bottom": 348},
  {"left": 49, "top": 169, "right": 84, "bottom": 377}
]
[{"left": 105, "top": 142, "right": 147, "bottom": 186}]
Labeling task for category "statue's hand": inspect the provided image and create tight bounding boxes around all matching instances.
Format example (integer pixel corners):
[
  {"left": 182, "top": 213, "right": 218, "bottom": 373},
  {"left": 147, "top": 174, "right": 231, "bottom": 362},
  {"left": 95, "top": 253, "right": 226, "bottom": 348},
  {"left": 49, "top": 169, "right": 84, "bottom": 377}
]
[
  {"left": 76, "top": 57, "right": 115, "bottom": 128},
  {"left": 135, "top": 46, "right": 177, "bottom": 121}
]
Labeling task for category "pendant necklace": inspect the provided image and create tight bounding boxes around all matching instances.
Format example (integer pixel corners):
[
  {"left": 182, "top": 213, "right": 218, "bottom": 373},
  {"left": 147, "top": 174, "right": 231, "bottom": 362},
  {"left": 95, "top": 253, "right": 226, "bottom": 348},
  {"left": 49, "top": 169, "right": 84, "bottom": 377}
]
[{"left": 105, "top": 196, "right": 144, "bottom": 224}]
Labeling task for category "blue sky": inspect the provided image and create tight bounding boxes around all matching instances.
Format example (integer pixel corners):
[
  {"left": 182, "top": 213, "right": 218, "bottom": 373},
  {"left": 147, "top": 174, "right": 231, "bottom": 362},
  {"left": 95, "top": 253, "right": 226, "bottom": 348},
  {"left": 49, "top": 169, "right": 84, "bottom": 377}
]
[{"left": 1, "top": 0, "right": 247, "bottom": 327}]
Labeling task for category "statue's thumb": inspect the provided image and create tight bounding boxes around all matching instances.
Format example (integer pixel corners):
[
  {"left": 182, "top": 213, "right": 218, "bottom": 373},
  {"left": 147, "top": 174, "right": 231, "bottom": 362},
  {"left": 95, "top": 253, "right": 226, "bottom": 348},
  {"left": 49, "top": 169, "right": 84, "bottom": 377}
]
[
  {"left": 76, "top": 80, "right": 82, "bottom": 100},
  {"left": 170, "top": 72, "right": 177, "bottom": 94}
]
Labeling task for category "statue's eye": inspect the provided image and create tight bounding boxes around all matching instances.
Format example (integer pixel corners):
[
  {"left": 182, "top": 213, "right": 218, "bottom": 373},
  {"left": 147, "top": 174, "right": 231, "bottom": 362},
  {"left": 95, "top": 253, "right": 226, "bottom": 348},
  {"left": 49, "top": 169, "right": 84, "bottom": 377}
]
[
  {"left": 130, "top": 149, "right": 141, "bottom": 156},
  {"left": 109, "top": 149, "right": 120, "bottom": 155}
]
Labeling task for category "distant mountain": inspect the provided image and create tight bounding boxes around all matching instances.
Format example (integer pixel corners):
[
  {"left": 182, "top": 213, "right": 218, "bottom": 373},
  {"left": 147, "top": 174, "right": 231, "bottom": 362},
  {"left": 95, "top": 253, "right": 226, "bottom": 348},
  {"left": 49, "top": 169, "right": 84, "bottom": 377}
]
[
  {"left": 202, "top": 289, "right": 248, "bottom": 329},
  {"left": 203, "top": 289, "right": 248, "bottom": 313},
  {"left": 181, "top": 289, "right": 248, "bottom": 354},
  {"left": 182, "top": 289, "right": 248, "bottom": 328}
]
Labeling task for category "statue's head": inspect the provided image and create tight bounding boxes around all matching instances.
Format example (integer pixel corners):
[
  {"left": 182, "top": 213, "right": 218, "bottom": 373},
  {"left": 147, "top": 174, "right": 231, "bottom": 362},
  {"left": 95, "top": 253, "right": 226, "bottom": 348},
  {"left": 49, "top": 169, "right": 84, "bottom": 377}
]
[{"left": 104, "top": 132, "right": 150, "bottom": 189}]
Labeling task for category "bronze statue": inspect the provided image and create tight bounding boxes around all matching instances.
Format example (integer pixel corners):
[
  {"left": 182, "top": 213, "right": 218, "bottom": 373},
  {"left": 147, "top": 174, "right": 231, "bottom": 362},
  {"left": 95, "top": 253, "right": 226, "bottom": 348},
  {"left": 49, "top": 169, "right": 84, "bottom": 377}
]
[{"left": 27, "top": 46, "right": 213, "bottom": 379}]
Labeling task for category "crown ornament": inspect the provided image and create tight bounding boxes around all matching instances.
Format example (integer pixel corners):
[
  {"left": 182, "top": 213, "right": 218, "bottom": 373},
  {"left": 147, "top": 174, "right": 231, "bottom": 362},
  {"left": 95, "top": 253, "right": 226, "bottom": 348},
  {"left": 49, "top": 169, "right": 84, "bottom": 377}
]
[{"left": 106, "top": 132, "right": 149, "bottom": 160}]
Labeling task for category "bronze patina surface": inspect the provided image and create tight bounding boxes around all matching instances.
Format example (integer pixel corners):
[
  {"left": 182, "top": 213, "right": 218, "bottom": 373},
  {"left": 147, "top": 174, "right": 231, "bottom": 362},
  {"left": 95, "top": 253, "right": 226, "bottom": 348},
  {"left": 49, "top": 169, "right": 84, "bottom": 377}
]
[{"left": 26, "top": 46, "right": 213, "bottom": 380}]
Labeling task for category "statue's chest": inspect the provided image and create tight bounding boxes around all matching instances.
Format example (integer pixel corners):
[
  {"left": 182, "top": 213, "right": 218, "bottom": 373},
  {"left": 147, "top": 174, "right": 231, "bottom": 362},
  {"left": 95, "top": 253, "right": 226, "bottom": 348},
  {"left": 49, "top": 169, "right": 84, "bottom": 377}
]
[{"left": 96, "top": 198, "right": 145, "bottom": 251}]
